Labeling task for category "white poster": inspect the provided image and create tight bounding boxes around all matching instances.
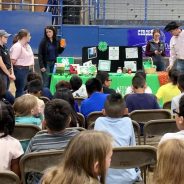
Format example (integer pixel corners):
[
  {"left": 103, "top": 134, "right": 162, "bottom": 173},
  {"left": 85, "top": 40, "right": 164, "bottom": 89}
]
[
  {"left": 98, "top": 60, "right": 111, "bottom": 71},
  {"left": 109, "top": 46, "right": 119, "bottom": 60},
  {"left": 125, "top": 47, "right": 138, "bottom": 59},
  {"left": 124, "top": 61, "right": 137, "bottom": 72}
]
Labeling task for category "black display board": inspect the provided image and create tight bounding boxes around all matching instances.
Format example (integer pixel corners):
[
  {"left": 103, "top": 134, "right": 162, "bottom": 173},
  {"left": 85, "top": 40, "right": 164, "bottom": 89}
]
[{"left": 82, "top": 46, "right": 143, "bottom": 72}]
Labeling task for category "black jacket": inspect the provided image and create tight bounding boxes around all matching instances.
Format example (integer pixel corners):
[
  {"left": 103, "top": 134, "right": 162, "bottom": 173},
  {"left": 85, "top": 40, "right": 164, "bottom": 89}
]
[{"left": 38, "top": 38, "right": 65, "bottom": 68}]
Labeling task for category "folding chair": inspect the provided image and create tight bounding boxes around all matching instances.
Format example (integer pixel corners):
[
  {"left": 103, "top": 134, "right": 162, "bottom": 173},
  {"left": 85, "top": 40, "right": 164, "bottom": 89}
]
[
  {"left": 74, "top": 97, "right": 86, "bottom": 108},
  {"left": 111, "top": 146, "right": 157, "bottom": 184},
  {"left": 132, "top": 120, "right": 141, "bottom": 145},
  {"left": 20, "top": 150, "right": 64, "bottom": 184},
  {"left": 143, "top": 119, "right": 178, "bottom": 146},
  {"left": 129, "top": 109, "right": 172, "bottom": 124},
  {"left": 0, "top": 170, "right": 20, "bottom": 184},
  {"left": 39, "top": 96, "right": 50, "bottom": 104},
  {"left": 77, "top": 112, "right": 85, "bottom": 127},
  {"left": 163, "top": 101, "right": 171, "bottom": 109},
  {"left": 12, "top": 124, "right": 41, "bottom": 140},
  {"left": 86, "top": 111, "right": 105, "bottom": 128}
]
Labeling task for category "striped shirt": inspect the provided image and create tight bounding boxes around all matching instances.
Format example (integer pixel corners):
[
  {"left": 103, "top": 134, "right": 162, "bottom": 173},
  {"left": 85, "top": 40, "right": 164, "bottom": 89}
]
[{"left": 25, "top": 129, "right": 79, "bottom": 154}]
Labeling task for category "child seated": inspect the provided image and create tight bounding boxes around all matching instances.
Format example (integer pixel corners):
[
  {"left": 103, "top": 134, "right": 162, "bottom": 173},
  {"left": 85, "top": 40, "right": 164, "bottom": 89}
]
[
  {"left": 27, "top": 79, "right": 45, "bottom": 117},
  {"left": 0, "top": 100, "right": 24, "bottom": 177},
  {"left": 126, "top": 75, "right": 160, "bottom": 112},
  {"left": 94, "top": 93, "right": 141, "bottom": 184},
  {"left": 25, "top": 99, "right": 79, "bottom": 153},
  {"left": 159, "top": 95, "right": 184, "bottom": 145},
  {"left": 156, "top": 69, "right": 180, "bottom": 104},
  {"left": 13, "top": 94, "right": 42, "bottom": 127},
  {"left": 125, "top": 70, "right": 152, "bottom": 94},
  {"left": 153, "top": 139, "right": 184, "bottom": 184},
  {"left": 41, "top": 131, "right": 113, "bottom": 184}
]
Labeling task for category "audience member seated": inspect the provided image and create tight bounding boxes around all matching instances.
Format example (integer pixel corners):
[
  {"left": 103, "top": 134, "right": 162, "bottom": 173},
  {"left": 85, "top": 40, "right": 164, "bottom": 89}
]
[
  {"left": 26, "top": 72, "right": 53, "bottom": 99},
  {"left": 156, "top": 69, "right": 180, "bottom": 104},
  {"left": 125, "top": 70, "right": 152, "bottom": 94},
  {"left": 70, "top": 75, "right": 87, "bottom": 98},
  {"left": 53, "top": 88, "right": 80, "bottom": 127},
  {"left": 80, "top": 78, "right": 108, "bottom": 117},
  {"left": 153, "top": 139, "right": 184, "bottom": 184},
  {"left": 95, "top": 93, "right": 141, "bottom": 184},
  {"left": 41, "top": 131, "right": 113, "bottom": 184},
  {"left": 55, "top": 80, "right": 71, "bottom": 91},
  {"left": 13, "top": 94, "right": 42, "bottom": 127},
  {"left": 27, "top": 79, "right": 45, "bottom": 118},
  {"left": 171, "top": 73, "right": 184, "bottom": 112},
  {"left": 25, "top": 99, "right": 79, "bottom": 153},
  {"left": 159, "top": 95, "right": 184, "bottom": 145},
  {"left": 96, "top": 71, "right": 116, "bottom": 94},
  {"left": 126, "top": 75, "right": 160, "bottom": 112},
  {"left": 0, "top": 77, "right": 15, "bottom": 104},
  {"left": 0, "top": 100, "right": 24, "bottom": 178}
]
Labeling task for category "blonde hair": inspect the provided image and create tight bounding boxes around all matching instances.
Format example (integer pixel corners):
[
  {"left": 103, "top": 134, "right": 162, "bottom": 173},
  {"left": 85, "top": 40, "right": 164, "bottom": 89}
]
[
  {"left": 153, "top": 139, "right": 184, "bottom": 184},
  {"left": 41, "top": 131, "right": 113, "bottom": 184},
  {"left": 13, "top": 94, "right": 38, "bottom": 116}
]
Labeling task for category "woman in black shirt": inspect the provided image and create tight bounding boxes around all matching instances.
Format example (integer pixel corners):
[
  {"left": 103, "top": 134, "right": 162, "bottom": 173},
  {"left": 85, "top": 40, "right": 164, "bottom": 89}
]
[{"left": 38, "top": 26, "right": 66, "bottom": 88}]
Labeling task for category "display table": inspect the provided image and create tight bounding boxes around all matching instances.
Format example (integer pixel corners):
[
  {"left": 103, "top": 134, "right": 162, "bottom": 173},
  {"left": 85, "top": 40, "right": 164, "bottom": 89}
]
[{"left": 50, "top": 72, "right": 167, "bottom": 95}]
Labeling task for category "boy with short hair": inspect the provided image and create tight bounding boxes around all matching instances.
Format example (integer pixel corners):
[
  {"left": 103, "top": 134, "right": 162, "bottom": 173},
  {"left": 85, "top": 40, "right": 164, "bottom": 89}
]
[
  {"left": 94, "top": 93, "right": 141, "bottom": 184},
  {"left": 81, "top": 78, "right": 108, "bottom": 117},
  {"left": 126, "top": 75, "right": 160, "bottom": 112},
  {"left": 26, "top": 99, "right": 79, "bottom": 153}
]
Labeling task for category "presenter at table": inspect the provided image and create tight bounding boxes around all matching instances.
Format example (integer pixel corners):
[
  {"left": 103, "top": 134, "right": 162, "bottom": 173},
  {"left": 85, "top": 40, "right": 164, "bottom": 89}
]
[{"left": 164, "top": 21, "right": 184, "bottom": 73}]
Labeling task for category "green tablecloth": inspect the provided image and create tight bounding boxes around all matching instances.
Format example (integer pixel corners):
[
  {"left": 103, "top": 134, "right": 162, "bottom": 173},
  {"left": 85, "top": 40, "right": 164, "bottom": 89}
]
[{"left": 50, "top": 73, "right": 160, "bottom": 95}]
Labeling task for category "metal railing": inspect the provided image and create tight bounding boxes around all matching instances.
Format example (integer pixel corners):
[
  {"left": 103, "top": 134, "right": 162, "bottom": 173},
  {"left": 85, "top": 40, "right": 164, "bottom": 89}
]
[{"left": 1, "top": 0, "right": 184, "bottom": 27}]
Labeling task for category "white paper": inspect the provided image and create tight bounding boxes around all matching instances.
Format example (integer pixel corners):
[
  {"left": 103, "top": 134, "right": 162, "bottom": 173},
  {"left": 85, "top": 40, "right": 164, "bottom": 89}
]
[
  {"left": 124, "top": 61, "right": 137, "bottom": 72},
  {"left": 109, "top": 47, "right": 119, "bottom": 60},
  {"left": 83, "top": 60, "right": 92, "bottom": 67},
  {"left": 125, "top": 47, "right": 138, "bottom": 59},
  {"left": 98, "top": 60, "right": 111, "bottom": 71}
]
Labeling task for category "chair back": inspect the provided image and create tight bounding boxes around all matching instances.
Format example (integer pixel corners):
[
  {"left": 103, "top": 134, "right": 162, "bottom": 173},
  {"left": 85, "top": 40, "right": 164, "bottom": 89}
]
[
  {"left": 12, "top": 124, "right": 41, "bottom": 140},
  {"left": 74, "top": 97, "right": 86, "bottom": 107},
  {"left": 111, "top": 146, "right": 157, "bottom": 184},
  {"left": 0, "top": 171, "right": 20, "bottom": 184},
  {"left": 77, "top": 112, "right": 85, "bottom": 127},
  {"left": 20, "top": 150, "right": 64, "bottom": 184},
  {"left": 132, "top": 120, "right": 141, "bottom": 145},
  {"left": 86, "top": 111, "right": 105, "bottom": 128},
  {"left": 144, "top": 119, "right": 178, "bottom": 145},
  {"left": 39, "top": 96, "right": 50, "bottom": 104},
  {"left": 129, "top": 109, "right": 171, "bottom": 123},
  {"left": 163, "top": 101, "right": 171, "bottom": 109}
]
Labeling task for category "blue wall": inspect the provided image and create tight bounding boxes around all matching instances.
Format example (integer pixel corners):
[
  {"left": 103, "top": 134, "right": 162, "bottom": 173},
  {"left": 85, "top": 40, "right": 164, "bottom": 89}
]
[{"left": 0, "top": 11, "right": 171, "bottom": 57}]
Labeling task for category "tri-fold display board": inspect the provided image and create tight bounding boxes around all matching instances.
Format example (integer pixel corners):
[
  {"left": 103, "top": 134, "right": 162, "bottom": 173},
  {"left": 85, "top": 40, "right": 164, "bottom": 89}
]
[{"left": 82, "top": 46, "right": 143, "bottom": 72}]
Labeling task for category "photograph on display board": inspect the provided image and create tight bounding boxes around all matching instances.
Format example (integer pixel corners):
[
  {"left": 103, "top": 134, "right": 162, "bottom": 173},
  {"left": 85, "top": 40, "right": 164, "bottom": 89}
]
[{"left": 88, "top": 47, "right": 97, "bottom": 59}]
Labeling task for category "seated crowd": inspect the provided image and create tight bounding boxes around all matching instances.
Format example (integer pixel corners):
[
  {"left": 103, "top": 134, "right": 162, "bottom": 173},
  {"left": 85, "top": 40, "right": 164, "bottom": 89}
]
[{"left": 1, "top": 68, "right": 184, "bottom": 184}]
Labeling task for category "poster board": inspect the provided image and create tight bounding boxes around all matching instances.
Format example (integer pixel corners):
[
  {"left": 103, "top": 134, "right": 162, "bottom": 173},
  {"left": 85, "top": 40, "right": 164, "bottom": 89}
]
[{"left": 82, "top": 46, "right": 142, "bottom": 72}]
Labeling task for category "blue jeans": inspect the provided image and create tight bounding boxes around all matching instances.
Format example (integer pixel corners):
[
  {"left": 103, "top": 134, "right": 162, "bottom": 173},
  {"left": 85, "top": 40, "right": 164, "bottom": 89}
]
[
  {"left": 0, "top": 72, "right": 10, "bottom": 90},
  {"left": 42, "top": 62, "right": 55, "bottom": 88},
  {"left": 14, "top": 66, "right": 29, "bottom": 98},
  {"left": 174, "top": 59, "right": 184, "bottom": 73}
]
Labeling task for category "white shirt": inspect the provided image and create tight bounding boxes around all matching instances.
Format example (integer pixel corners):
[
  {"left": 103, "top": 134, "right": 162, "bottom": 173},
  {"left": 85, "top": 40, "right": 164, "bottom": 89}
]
[
  {"left": 159, "top": 130, "right": 184, "bottom": 145},
  {"left": 125, "top": 86, "right": 152, "bottom": 95},
  {"left": 0, "top": 134, "right": 24, "bottom": 170},
  {"left": 72, "top": 84, "right": 88, "bottom": 98},
  {"left": 169, "top": 30, "right": 184, "bottom": 66},
  {"left": 171, "top": 92, "right": 184, "bottom": 111}
]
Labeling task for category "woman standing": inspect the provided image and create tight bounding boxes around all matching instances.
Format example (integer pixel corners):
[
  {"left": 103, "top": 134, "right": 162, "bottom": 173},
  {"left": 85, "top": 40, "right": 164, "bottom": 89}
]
[
  {"left": 0, "top": 30, "right": 15, "bottom": 90},
  {"left": 38, "top": 26, "right": 66, "bottom": 88},
  {"left": 10, "top": 29, "right": 34, "bottom": 98},
  {"left": 145, "top": 29, "right": 166, "bottom": 71}
]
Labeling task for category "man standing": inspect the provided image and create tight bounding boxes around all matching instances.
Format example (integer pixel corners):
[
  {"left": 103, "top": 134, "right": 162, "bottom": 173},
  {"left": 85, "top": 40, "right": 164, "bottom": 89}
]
[{"left": 164, "top": 21, "right": 184, "bottom": 72}]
